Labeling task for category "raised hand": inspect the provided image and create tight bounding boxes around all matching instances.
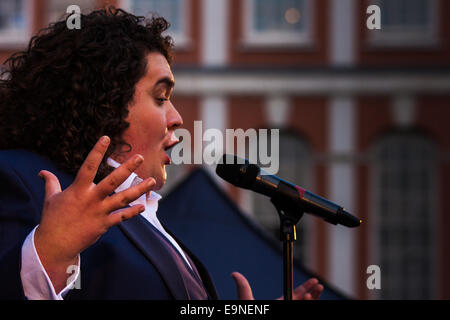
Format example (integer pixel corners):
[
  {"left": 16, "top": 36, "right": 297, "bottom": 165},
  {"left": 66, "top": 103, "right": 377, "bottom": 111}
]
[
  {"left": 34, "top": 136, "right": 154, "bottom": 292},
  {"left": 231, "top": 272, "right": 324, "bottom": 300}
]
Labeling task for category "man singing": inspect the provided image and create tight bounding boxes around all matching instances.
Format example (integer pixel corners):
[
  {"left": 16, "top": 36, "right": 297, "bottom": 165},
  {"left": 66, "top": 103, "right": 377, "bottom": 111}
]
[{"left": 0, "top": 7, "right": 323, "bottom": 300}]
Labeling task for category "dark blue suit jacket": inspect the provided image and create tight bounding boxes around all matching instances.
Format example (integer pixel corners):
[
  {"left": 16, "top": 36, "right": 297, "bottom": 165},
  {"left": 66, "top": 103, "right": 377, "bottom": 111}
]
[{"left": 0, "top": 150, "right": 218, "bottom": 300}]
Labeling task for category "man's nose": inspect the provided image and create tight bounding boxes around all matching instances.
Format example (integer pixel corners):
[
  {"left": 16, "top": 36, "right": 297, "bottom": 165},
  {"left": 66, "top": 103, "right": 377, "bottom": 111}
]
[{"left": 167, "top": 102, "right": 183, "bottom": 129}]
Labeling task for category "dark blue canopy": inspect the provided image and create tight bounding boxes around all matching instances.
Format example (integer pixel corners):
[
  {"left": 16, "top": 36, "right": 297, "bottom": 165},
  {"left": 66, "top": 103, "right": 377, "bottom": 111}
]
[{"left": 158, "top": 168, "right": 347, "bottom": 300}]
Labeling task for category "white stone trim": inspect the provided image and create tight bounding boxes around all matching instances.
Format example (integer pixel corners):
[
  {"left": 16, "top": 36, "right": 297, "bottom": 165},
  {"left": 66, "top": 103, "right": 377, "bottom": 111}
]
[
  {"left": 173, "top": 71, "right": 450, "bottom": 95},
  {"left": 199, "top": 95, "right": 228, "bottom": 187},
  {"left": 201, "top": 0, "right": 228, "bottom": 66},
  {"left": 327, "top": 96, "right": 357, "bottom": 297},
  {"left": 264, "top": 95, "right": 291, "bottom": 128},
  {"left": 330, "top": 0, "right": 356, "bottom": 66},
  {"left": 391, "top": 95, "right": 416, "bottom": 128}
]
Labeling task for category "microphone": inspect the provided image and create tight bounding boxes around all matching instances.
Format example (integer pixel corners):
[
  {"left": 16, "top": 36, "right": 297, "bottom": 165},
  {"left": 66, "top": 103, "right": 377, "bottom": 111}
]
[{"left": 216, "top": 155, "right": 361, "bottom": 228}]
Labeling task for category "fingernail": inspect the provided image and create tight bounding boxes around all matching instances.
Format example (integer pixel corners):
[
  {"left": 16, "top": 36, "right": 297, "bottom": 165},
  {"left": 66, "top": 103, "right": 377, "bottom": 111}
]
[
  {"left": 135, "top": 155, "right": 144, "bottom": 165},
  {"left": 101, "top": 136, "right": 110, "bottom": 146}
]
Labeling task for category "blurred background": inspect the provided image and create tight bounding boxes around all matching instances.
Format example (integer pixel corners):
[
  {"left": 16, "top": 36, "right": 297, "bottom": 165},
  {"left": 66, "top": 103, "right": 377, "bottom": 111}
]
[{"left": 1, "top": 0, "right": 449, "bottom": 299}]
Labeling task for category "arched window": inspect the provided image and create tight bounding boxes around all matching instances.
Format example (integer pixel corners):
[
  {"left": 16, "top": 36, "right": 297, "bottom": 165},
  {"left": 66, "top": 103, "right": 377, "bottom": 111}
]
[
  {"left": 371, "top": 133, "right": 437, "bottom": 299},
  {"left": 251, "top": 130, "right": 312, "bottom": 262}
]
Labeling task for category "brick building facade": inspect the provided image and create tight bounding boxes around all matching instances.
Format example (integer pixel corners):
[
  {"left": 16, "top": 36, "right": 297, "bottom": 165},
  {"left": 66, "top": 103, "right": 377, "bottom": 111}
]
[{"left": 1, "top": 0, "right": 449, "bottom": 299}]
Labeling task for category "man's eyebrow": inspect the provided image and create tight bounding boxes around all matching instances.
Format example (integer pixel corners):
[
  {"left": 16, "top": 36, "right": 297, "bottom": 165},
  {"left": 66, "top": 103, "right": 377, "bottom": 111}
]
[{"left": 153, "top": 77, "right": 175, "bottom": 89}]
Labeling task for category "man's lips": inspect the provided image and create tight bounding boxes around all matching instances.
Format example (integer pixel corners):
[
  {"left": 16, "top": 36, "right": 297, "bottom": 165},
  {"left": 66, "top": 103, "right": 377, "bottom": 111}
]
[
  {"left": 164, "top": 153, "right": 171, "bottom": 165},
  {"left": 163, "top": 132, "right": 181, "bottom": 164}
]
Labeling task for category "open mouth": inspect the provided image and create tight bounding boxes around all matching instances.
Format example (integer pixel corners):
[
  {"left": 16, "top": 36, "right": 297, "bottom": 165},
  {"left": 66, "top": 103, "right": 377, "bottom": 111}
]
[{"left": 163, "top": 135, "right": 182, "bottom": 164}]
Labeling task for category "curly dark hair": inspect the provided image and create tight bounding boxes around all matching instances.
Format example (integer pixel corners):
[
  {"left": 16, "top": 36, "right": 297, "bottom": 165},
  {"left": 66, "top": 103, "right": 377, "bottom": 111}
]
[{"left": 0, "top": 7, "right": 174, "bottom": 181}]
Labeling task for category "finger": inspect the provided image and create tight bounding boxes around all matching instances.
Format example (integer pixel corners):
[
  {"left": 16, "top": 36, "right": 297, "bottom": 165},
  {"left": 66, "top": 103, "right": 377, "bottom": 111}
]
[
  {"left": 105, "top": 177, "right": 156, "bottom": 212},
  {"left": 96, "top": 154, "right": 144, "bottom": 198},
  {"left": 39, "top": 170, "right": 62, "bottom": 199},
  {"left": 231, "top": 272, "right": 254, "bottom": 300},
  {"left": 74, "top": 136, "right": 110, "bottom": 188},
  {"left": 105, "top": 205, "right": 145, "bottom": 228},
  {"left": 304, "top": 293, "right": 312, "bottom": 300},
  {"left": 293, "top": 278, "right": 319, "bottom": 299},
  {"left": 310, "top": 284, "right": 323, "bottom": 300}
]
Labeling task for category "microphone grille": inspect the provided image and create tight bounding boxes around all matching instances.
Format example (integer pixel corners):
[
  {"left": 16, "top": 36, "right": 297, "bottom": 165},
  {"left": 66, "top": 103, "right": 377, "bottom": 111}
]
[{"left": 216, "top": 154, "right": 260, "bottom": 189}]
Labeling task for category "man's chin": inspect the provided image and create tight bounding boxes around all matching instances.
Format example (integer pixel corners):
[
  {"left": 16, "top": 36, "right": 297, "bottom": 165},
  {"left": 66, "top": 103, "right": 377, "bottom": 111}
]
[{"left": 153, "top": 169, "right": 167, "bottom": 191}]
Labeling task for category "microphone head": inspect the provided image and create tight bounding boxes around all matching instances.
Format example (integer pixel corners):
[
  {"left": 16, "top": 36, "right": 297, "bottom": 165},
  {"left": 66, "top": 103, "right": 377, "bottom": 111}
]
[
  {"left": 339, "top": 208, "right": 362, "bottom": 228},
  {"left": 216, "top": 154, "right": 260, "bottom": 189}
]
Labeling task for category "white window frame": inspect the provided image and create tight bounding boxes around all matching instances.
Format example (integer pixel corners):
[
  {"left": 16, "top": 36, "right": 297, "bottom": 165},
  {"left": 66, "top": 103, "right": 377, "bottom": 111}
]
[
  {"left": 242, "top": 0, "right": 314, "bottom": 48},
  {"left": 0, "top": 0, "right": 34, "bottom": 48},
  {"left": 120, "top": 0, "right": 191, "bottom": 49},
  {"left": 367, "top": 0, "right": 439, "bottom": 48}
]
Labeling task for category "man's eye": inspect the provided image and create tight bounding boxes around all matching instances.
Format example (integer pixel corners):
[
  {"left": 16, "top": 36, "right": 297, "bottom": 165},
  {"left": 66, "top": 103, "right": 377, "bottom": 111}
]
[{"left": 156, "top": 98, "right": 168, "bottom": 104}]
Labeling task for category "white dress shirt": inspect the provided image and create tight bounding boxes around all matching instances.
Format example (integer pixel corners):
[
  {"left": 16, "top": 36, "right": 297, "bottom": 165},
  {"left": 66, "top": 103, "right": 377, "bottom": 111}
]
[{"left": 20, "top": 158, "right": 190, "bottom": 300}]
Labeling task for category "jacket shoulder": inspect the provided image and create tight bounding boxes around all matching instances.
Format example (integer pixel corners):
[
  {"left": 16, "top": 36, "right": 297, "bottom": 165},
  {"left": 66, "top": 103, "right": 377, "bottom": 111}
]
[
  {"left": 0, "top": 149, "right": 74, "bottom": 190},
  {"left": 0, "top": 149, "right": 55, "bottom": 169}
]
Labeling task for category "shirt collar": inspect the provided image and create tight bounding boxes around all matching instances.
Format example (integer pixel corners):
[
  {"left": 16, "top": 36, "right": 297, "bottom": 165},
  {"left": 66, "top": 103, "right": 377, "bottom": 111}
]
[{"left": 106, "top": 158, "right": 162, "bottom": 202}]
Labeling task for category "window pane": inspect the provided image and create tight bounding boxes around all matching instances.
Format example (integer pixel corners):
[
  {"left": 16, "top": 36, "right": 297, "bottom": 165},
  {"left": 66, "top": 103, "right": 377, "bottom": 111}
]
[
  {"left": 132, "top": 0, "right": 182, "bottom": 32},
  {"left": 253, "top": 0, "right": 305, "bottom": 33},
  {"left": 380, "top": 0, "right": 430, "bottom": 28},
  {"left": 0, "top": 0, "right": 24, "bottom": 31},
  {"left": 373, "top": 134, "right": 436, "bottom": 299}
]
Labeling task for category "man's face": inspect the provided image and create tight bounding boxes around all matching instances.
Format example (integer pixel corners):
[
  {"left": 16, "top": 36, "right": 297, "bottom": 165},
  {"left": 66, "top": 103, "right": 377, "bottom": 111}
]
[{"left": 114, "top": 52, "right": 182, "bottom": 189}]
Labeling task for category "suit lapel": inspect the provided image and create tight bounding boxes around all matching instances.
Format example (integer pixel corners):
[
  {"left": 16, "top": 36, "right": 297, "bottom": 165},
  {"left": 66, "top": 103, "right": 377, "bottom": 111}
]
[
  {"left": 162, "top": 224, "right": 219, "bottom": 300},
  {"left": 118, "top": 215, "right": 189, "bottom": 300}
]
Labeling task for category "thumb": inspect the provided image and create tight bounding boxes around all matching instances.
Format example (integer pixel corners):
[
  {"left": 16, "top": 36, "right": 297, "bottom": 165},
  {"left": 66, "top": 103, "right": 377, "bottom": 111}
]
[
  {"left": 231, "top": 272, "right": 254, "bottom": 300},
  {"left": 39, "top": 170, "right": 62, "bottom": 199}
]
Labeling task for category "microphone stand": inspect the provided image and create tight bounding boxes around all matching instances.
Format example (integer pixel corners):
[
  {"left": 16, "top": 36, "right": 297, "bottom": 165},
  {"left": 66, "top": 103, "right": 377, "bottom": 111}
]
[{"left": 270, "top": 192, "right": 304, "bottom": 301}]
